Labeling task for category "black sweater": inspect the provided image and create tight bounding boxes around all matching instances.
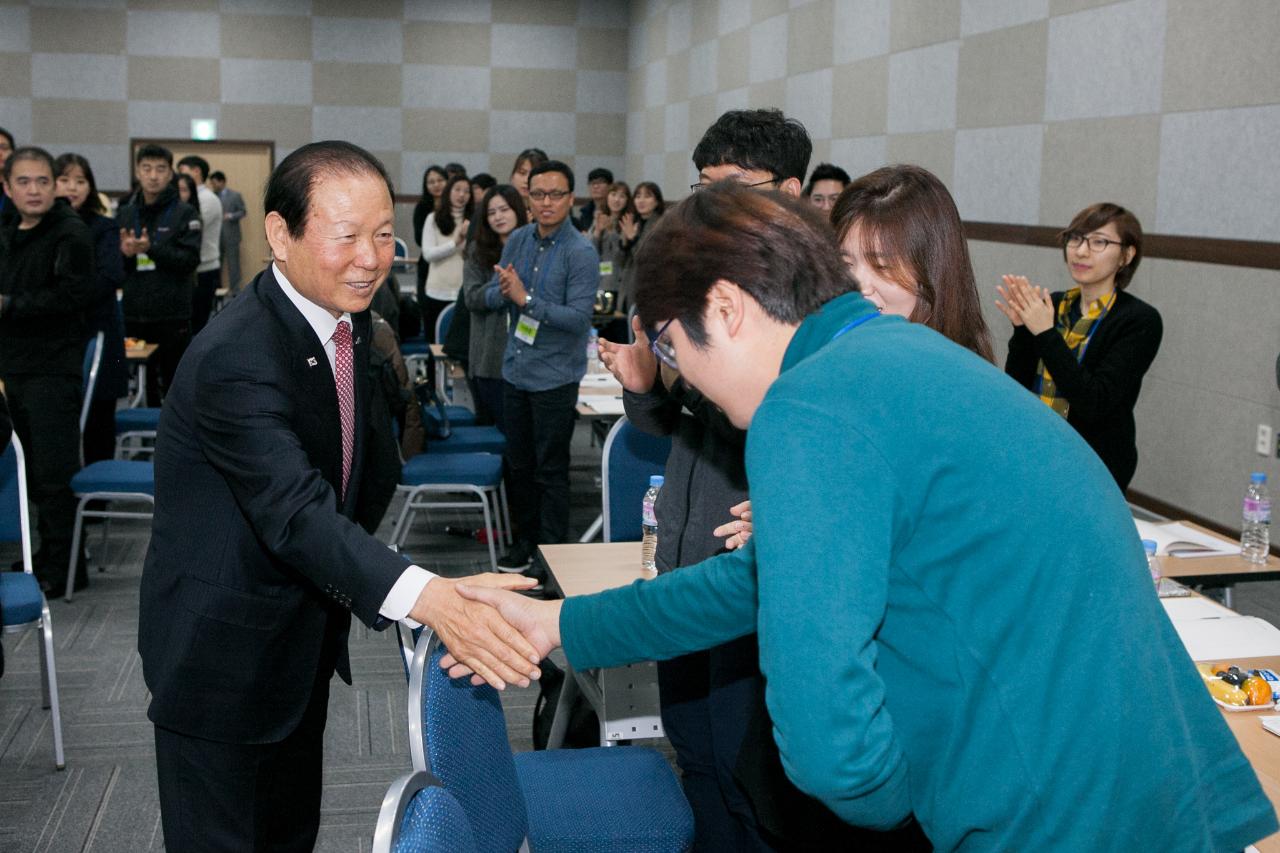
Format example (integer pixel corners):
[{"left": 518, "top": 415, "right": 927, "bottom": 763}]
[
  {"left": 1005, "top": 289, "right": 1163, "bottom": 490},
  {"left": 0, "top": 200, "right": 96, "bottom": 377},
  {"left": 117, "top": 185, "right": 202, "bottom": 323}
]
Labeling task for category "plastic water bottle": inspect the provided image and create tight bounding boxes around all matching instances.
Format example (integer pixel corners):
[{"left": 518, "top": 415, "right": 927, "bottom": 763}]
[
  {"left": 641, "top": 475, "right": 663, "bottom": 573},
  {"left": 586, "top": 328, "right": 599, "bottom": 371},
  {"left": 1142, "top": 539, "right": 1160, "bottom": 586},
  {"left": 1242, "top": 472, "right": 1272, "bottom": 565}
]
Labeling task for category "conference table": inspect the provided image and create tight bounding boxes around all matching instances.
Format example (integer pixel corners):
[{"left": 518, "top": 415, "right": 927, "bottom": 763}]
[
  {"left": 124, "top": 341, "right": 158, "bottom": 408},
  {"left": 537, "top": 541, "right": 664, "bottom": 749}
]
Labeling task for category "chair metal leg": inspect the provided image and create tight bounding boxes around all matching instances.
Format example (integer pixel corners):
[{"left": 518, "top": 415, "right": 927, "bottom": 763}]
[
  {"left": 65, "top": 496, "right": 90, "bottom": 602},
  {"left": 498, "top": 480, "right": 513, "bottom": 547},
  {"left": 41, "top": 602, "right": 66, "bottom": 770},
  {"left": 389, "top": 489, "right": 416, "bottom": 546},
  {"left": 477, "top": 486, "right": 497, "bottom": 571}
]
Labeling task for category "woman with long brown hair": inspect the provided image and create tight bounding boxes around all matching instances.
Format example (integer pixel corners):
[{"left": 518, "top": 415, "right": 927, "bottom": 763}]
[
  {"left": 716, "top": 164, "right": 996, "bottom": 552},
  {"left": 830, "top": 163, "right": 994, "bottom": 361},
  {"left": 996, "top": 202, "right": 1161, "bottom": 489},
  {"left": 419, "top": 173, "right": 473, "bottom": 341}
]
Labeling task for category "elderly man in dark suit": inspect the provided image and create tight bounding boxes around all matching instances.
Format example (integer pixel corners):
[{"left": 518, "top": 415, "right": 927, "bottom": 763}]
[
  {"left": 138, "top": 142, "right": 541, "bottom": 852},
  {"left": 209, "top": 169, "right": 245, "bottom": 292}
]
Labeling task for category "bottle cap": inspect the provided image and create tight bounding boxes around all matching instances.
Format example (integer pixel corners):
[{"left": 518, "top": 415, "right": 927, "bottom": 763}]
[
  {"left": 1252, "top": 472, "right": 1267, "bottom": 484},
  {"left": 649, "top": 475, "right": 664, "bottom": 487},
  {"left": 1141, "top": 539, "right": 1157, "bottom": 556}
]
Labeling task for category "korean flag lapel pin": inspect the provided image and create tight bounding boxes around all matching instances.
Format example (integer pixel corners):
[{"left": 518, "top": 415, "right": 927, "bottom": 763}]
[{"left": 306, "top": 356, "right": 318, "bottom": 367}]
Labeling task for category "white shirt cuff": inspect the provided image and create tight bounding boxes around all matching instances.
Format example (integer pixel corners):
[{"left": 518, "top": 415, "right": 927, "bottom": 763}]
[{"left": 379, "top": 565, "right": 435, "bottom": 628}]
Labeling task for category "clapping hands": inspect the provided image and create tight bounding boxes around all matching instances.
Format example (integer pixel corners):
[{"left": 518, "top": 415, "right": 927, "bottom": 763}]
[
  {"left": 119, "top": 227, "right": 150, "bottom": 258},
  {"left": 995, "top": 275, "right": 1055, "bottom": 335},
  {"left": 494, "top": 263, "right": 529, "bottom": 305},
  {"left": 619, "top": 212, "right": 639, "bottom": 243},
  {"left": 712, "top": 500, "right": 753, "bottom": 550},
  {"left": 597, "top": 315, "right": 657, "bottom": 393}
]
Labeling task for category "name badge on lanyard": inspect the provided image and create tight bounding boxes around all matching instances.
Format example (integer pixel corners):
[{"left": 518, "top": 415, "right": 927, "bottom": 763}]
[{"left": 135, "top": 253, "right": 157, "bottom": 272}]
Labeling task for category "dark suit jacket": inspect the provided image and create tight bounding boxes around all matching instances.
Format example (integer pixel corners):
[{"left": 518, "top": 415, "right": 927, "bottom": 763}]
[
  {"left": 218, "top": 188, "right": 245, "bottom": 246},
  {"left": 1005, "top": 289, "right": 1163, "bottom": 490},
  {"left": 138, "top": 265, "right": 409, "bottom": 745}
]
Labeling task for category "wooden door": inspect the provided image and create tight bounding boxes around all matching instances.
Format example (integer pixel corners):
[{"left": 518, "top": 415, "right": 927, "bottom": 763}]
[{"left": 130, "top": 140, "right": 274, "bottom": 290}]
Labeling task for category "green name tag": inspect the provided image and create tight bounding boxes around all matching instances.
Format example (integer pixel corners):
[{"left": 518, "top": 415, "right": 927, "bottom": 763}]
[
  {"left": 135, "top": 253, "right": 156, "bottom": 272},
  {"left": 515, "top": 313, "right": 540, "bottom": 344},
  {"left": 599, "top": 261, "right": 614, "bottom": 276}
]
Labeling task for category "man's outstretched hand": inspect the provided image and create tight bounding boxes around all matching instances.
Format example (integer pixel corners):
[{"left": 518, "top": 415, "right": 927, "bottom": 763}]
[
  {"left": 408, "top": 574, "right": 543, "bottom": 690},
  {"left": 440, "top": 586, "right": 564, "bottom": 686}
]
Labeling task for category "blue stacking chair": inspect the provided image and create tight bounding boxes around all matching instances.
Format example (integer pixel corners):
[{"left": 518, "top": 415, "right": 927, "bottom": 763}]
[
  {"left": 416, "top": 377, "right": 501, "bottom": 456},
  {"left": 372, "top": 770, "right": 478, "bottom": 853},
  {"left": 392, "top": 237, "right": 415, "bottom": 275},
  {"left": 65, "top": 335, "right": 154, "bottom": 602},
  {"left": 601, "top": 417, "right": 672, "bottom": 542},
  {"left": 406, "top": 630, "right": 694, "bottom": 852},
  {"left": 113, "top": 407, "right": 161, "bottom": 459},
  {"left": 434, "top": 302, "right": 454, "bottom": 346},
  {"left": 389, "top": 452, "right": 511, "bottom": 571},
  {"left": 0, "top": 435, "right": 66, "bottom": 769}
]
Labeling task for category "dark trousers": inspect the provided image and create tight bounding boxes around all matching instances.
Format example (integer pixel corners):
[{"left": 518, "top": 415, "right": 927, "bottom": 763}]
[
  {"left": 154, "top": 674, "right": 331, "bottom": 852},
  {"left": 125, "top": 319, "right": 190, "bottom": 406},
  {"left": 191, "top": 268, "right": 221, "bottom": 337},
  {"left": 1, "top": 373, "right": 82, "bottom": 582},
  {"left": 83, "top": 396, "right": 118, "bottom": 465},
  {"left": 658, "top": 636, "right": 775, "bottom": 853},
  {"left": 470, "top": 376, "right": 505, "bottom": 430},
  {"left": 221, "top": 239, "right": 242, "bottom": 293},
  {"left": 502, "top": 381, "right": 577, "bottom": 547}
]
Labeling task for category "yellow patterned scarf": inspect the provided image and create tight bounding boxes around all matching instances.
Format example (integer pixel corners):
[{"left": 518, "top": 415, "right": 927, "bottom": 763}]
[{"left": 1036, "top": 288, "right": 1115, "bottom": 417}]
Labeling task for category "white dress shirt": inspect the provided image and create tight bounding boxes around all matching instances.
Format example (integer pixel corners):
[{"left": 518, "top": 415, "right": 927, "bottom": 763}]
[{"left": 274, "top": 263, "right": 433, "bottom": 626}]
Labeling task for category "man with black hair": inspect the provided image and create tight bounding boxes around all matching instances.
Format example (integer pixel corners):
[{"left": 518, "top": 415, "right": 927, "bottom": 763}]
[
  {"left": 484, "top": 160, "right": 599, "bottom": 572},
  {"left": 208, "top": 170, "right": 246, "bottom": 293},
  {"left": 0, "top": 147, "right": 96, "bottom": 596},
  {"left": 176, "top": 155, "right": 223, "bottom": 335},
  {"left": 139, "top": 141, "right": 541, "bottom": 851},
  {"left": 804, "top": 162, "right": 852, "bottom": 212},
  {"left": 119, "top": 144, "right": 202, "bottom": 405},
  {"left": 598, "top": 109, "right": 872, "bottom": 852},
  {"left": 572, "top": 166, "right": 614, "bottom": 231}
]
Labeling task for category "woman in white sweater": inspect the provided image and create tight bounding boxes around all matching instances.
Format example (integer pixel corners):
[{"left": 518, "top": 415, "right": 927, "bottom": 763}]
[{"left": 419, "top": 173, "right": 472, "bottom": 341}]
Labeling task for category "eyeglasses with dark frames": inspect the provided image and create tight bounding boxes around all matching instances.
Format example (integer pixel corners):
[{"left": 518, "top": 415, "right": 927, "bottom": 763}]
[
  {"left": 689, "top": 176, "right": 779, "bottom": 192},
  {"left": 649, "top": 318, "right": 678, "bottom": 370},
  {"left": 1065, "top": 234, "right": 1124, "bottom": 253}
]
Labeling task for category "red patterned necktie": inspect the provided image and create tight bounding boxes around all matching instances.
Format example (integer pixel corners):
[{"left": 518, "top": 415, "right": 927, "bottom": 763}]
[{"left": 332, "top": 320, "right": 354, "bottom": 500}]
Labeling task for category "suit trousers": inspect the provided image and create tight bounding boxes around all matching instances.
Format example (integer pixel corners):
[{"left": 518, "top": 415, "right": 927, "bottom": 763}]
[
  {"left": 221, "top": 237, "right": 242, "bottom": 294},
  {"left": 154, "top": 671, "right": 331, "bottom": 853},
  {"left": 1, "top": 372, "right": 82, "bottom": 583},
  {"left": 191, "top": 268, "right": 221, "bottom": 337},
  {"left": 502, "top": 381, "right": 577, "bottom": 547}
]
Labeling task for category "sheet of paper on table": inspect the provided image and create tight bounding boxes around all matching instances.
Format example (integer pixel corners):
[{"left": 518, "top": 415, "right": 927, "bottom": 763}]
[
  {"left": 579, "top": 396, "right": 627, "bottom": 415},
  {"left": 1134, "top": 518, "right": 1242, "bottom": 558},
  {"left": 1169, "top": 614, "right": 1280, "bottom": 661}
]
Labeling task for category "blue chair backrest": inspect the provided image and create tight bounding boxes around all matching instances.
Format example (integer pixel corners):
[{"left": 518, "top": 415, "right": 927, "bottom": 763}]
[
  {"left": 81, "top": 331, "right": 104, "bottom": 437},
  {"left": 0, "top": 436, "right": 34, "bottom": 571},
  {"left": 394, "top": 236, "right": 408, "bottom": 260},
  {"left": 393, "top": 783, "right": 478, "bottom": 853},
  {"left": 435, "top": 302, "right": 454, "bottom": 343},
  {"left": 410, "top": 634, "right": 529, "bottom": 852},
  {"left": 602, "top": 417, "right": 671, "bottom": 542},
  {"left": 0, "top": 441, "right": 22, "bottom": 545}
]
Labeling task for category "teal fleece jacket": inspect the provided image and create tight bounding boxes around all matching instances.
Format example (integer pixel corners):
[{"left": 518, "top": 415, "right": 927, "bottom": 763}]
[{"left": 561, "top": 291, "right": 1277, "bottom": 851}]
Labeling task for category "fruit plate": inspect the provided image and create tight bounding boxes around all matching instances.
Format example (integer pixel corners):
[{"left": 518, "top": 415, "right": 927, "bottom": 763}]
[{"left": 1213, "top": 698, "right": 1276, "bottom": 712}]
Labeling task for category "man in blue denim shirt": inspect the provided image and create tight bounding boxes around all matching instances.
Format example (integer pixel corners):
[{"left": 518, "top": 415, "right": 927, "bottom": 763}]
[{"left": 484, "top": 160, "right": 598, "bottom": 570}]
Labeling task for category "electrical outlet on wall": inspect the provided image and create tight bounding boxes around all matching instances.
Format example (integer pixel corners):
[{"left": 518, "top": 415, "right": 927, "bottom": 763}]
[{"left": 1259, "top": 423, "right": 1275, "bottom": 456}]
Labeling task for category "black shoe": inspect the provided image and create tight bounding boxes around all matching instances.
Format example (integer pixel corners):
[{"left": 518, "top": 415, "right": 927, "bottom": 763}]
[
  {"left": 38, "top": 573, "right": 88, "bottom": 600},
  {"left": 497, "top": 543, "right": 534, "bottom": 572}
]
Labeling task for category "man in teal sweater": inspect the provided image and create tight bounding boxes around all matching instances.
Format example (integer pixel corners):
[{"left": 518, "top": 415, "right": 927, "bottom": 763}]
[{"left": 454, "top": 185, "right": 1277, "bottom": 850}]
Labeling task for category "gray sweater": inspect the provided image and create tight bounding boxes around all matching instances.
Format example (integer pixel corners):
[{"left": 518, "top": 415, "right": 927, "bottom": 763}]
[{"left": 461, "top": 254, "right": 507, "bottom": 380}]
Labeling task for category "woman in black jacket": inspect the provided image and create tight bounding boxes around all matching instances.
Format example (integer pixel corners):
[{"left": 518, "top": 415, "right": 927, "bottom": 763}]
[
  {"left": 997, "top": 202, "right": 1163, "bottom": 490},
  {"left": 55, "top": 153, "right": 127, "bottom": 464}
]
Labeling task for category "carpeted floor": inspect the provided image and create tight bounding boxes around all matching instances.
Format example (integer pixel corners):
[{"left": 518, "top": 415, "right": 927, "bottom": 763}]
[{"left": 0, "top": 422, "right": 654, "bottom": 852}]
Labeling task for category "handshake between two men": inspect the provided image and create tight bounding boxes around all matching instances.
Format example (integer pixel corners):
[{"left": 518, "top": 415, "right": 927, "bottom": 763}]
[
  {"left": 415, "top": 573, "right": 564, "bottom": 690},
  {"left": 413, "top": 575, "right": 565, "bottom": 689}
]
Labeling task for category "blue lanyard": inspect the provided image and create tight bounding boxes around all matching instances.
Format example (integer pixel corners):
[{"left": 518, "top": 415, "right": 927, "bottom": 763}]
[
  {"left": 830, "top": 311, "right": 877, "bottom": 342},
  {"left": 1072, "top": 295, "right": 1112, "bottom": 363}
]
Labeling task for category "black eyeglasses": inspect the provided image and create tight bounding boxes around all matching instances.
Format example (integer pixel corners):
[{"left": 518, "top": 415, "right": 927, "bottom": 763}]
[
  {"left": 689, "top": 177, "right": 778, "bottom": 192},
  {"left": 528, "top": 189, "right": 572, "bottom": 202},
  {"left": 1066, "top": 234, "right": 1123, "bottom": 253},
  {"left": 649, "top": 318, "right": 677, "bottom": 370}
]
